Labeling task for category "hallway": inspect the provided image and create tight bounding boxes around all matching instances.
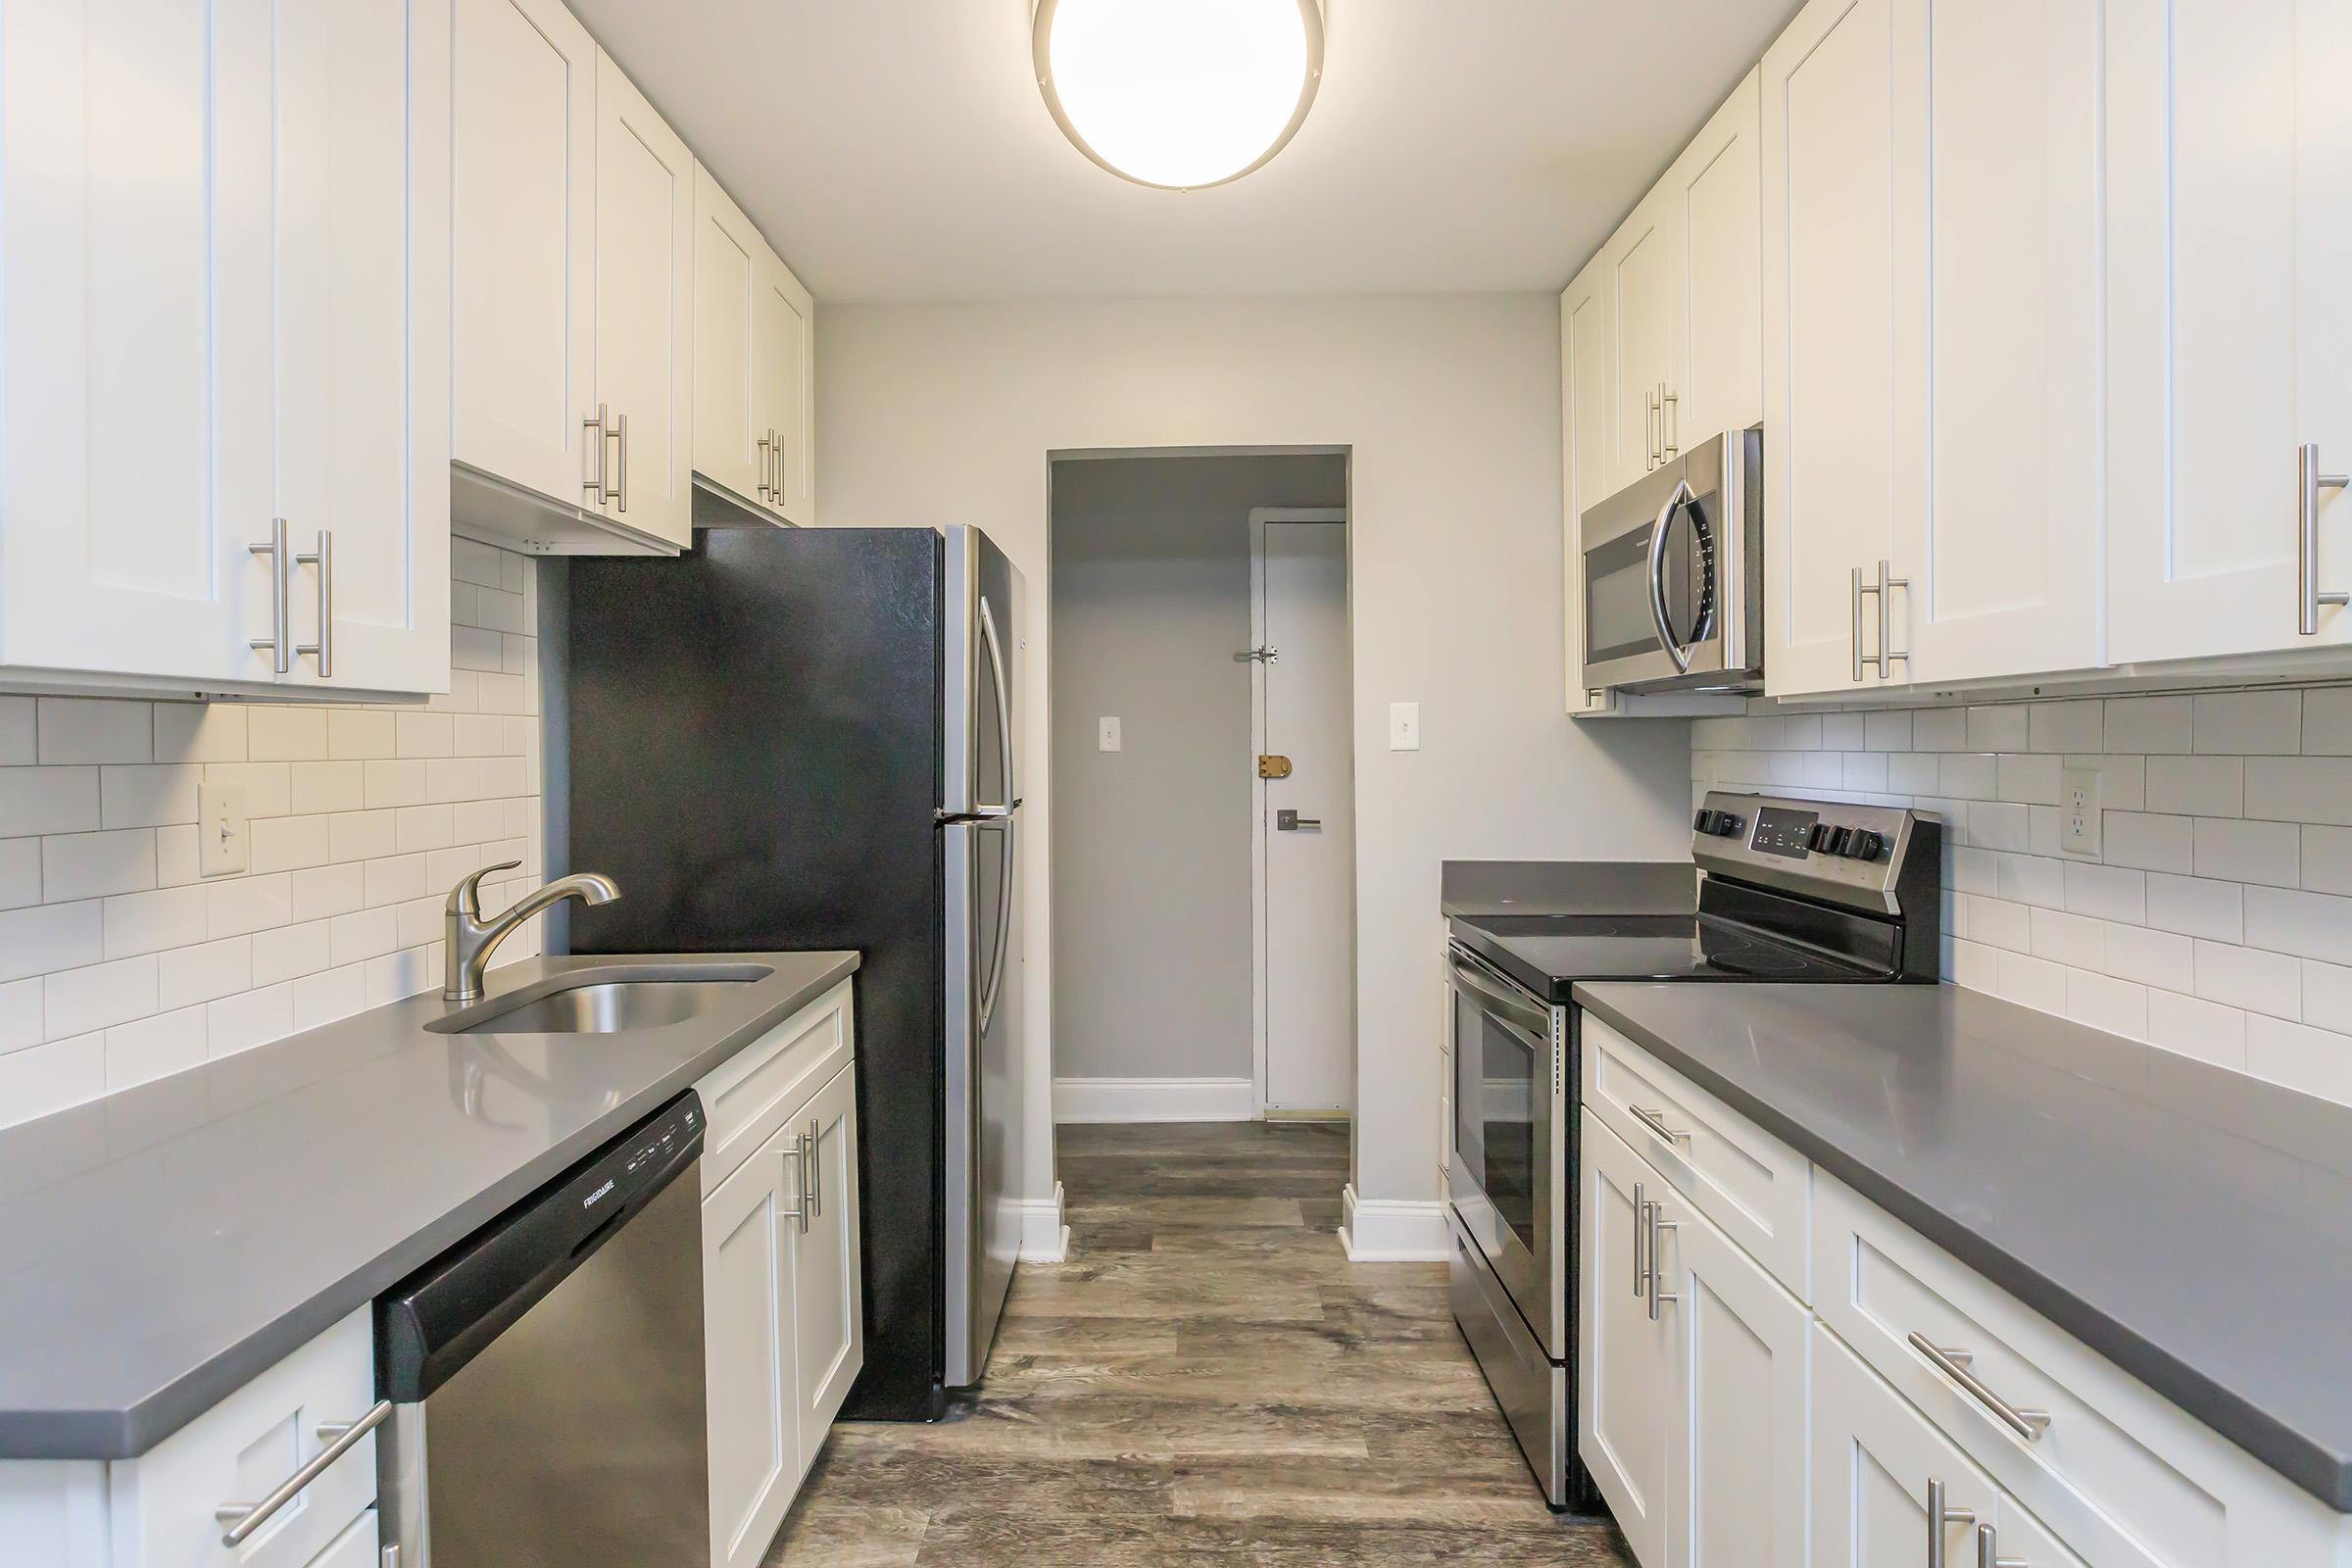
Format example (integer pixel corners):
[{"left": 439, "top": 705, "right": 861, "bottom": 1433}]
[{"left": 769, "top": 1121, "right": 1631, "bottom": 1565}]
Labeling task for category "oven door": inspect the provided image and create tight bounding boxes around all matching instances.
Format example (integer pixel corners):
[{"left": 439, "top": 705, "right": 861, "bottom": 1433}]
[
  {"left": 1579, "top": 431, "right": 1750, "bottom": 693},
  {"left": 1446, "top": 944, "right": 1565, "bottom": 1357}
]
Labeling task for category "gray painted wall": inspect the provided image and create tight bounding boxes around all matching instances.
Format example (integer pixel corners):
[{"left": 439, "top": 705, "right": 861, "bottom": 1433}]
[{"left": 1050, "top": 454, "right": 1348, "bottom": 1082}]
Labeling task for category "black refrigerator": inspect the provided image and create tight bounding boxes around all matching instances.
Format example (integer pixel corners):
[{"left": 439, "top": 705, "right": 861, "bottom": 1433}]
[{"left": 560, "top": 525, "right": 1025, "bottom": 1421}]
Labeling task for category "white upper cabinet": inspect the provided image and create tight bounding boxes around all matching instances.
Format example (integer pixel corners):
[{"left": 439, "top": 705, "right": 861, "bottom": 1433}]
[
  {"left": 1667, "top": 69, "right": 1763, "bottom": 457},
  {"left": 1760, "top": 0, "right": 1913, "bottom": 699},
  {"left": 2106, "top": 0, "right": 2352, "bottom": 664},
  {"left": 452, "top": 0, "right": 599, "bottom": 519},
  {"left": 592, "top": 50, "right": 695, "bottom": 550},
  {"left": 693, "top": 165, "right": 816, "bottom": 527},
  {"left": 1896, "top": 0, "right": 2102, "bottom": 688},
  {"left": 1, "top": 0, "right": 449, "bottom": 698},
  {"left": 1606, "top": 187, "right": 1681, "bottom": 495},
  {"left": 1562, "top": 253, "right": 1615, "bottom": 714}
]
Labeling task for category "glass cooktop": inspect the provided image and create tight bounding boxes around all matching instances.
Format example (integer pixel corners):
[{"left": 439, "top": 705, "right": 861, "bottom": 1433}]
[{"left": 1446, "top": 911, "right": 1884, "bottom": 1003}]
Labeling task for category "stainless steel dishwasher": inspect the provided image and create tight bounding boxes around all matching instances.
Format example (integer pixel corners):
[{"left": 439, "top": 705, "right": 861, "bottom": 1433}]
[{"left": 377, "top": 1092, "right": 709, "bottom": 1567}]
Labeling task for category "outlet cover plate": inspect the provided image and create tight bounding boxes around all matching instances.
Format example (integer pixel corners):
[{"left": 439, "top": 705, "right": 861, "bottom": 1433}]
[
  {"left": 199, "top": 781, "right": 250, "bottom": 877},
  {"left": 2061, "top": 767, "right": 2100, "bottom": 856},
  {"left": 1389, "top": 702, "right": 1421, "bottom": 751},
  {"left": 1098, "top": 716, "right": 1121, "bottom": 753}
]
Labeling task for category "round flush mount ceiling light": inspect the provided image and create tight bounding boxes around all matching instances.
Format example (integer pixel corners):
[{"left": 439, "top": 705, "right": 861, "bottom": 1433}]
[{"left": 1033, "top": 0, "right": 1326, "bottom": 191}]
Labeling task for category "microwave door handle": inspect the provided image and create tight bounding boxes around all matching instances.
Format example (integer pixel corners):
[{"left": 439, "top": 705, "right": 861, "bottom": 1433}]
[{"left": 1645, "top": 479, "right": 1697, "bottom": 673}]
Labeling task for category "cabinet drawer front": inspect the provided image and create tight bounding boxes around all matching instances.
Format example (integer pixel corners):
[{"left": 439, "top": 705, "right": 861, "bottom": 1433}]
[
  {"left": 112, "top": 1307, "right": 376, "bottom": 1568},
  {"left": 1813, "top": 1172, "right": 2334, "bottom": 1568},
  {"left": 698, "top": 980, "right": 853, "bottom": 1193},
  {"left": 1583, "top": 1015, "right": 1811, "bottom": 1298}
]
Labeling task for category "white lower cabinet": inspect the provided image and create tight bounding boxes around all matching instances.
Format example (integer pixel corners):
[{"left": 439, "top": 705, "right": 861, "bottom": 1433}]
[
  {"left": 1813, "top": 1322, "right": 2082, "bottom": 1568},
  {"left": 1583, "top": 1111, "right": 1807, "bottom": 1568},
  {"left": 697, "top": 989, "right": 864, "bottom": 1568}
]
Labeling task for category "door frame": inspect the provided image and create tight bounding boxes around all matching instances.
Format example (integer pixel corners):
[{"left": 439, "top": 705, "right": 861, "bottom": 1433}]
[{"left": 1249, "top": 507, "right": 1353, "bottom": 1118}]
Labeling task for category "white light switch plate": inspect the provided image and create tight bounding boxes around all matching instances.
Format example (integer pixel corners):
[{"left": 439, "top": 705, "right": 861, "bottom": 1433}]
[
  {"left": 1389, "top": 702, "right": 1420, "bottom": 751},
  {"left": 1098, "top": 716, "right": 1121, "bottom": 753},
  {"left": 2061, "top": 766, "right": 2100, "bottom": 856},
  {"left": 199, "top": 781, "right": 250, "bottom": 876}
]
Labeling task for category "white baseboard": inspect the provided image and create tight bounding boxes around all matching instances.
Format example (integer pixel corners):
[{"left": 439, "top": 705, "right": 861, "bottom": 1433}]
[
  {"left": 1054, "top": 1076, "right": 1254, "bottom": 1123},
  {"left": 1338, "top": 1183, "right": 1451, "bottom": 1262},
  {"left": 1015, "top": 1180, "right": 1069, "bottom": 1264}
]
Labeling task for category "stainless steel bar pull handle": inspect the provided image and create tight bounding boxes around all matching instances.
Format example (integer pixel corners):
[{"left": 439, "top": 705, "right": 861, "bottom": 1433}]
[
  {"left": 1908, "top": 1332, "right": 2053, "bottom": 1441},
  {"left": 1854, "top": 565, "right": 1876, "bottom": 681},
  {"left": 1646, "top": 1202, "right": 1677, "bottom": 1321},
  {"left": 1877, "top": 558, "right": 1911, "bottom": 678},
  {"left": 1925, "top": 1478, "right": 1977, "bottom": 1568},
  {"left": 583, "top": 404, "right": 608, "bottom": 505},
  {"left": 806, "top": 1116, "right": 822, "bottom": 1218},
  {"left": 2299, "top": 443, "right": 2349, "bottom": 635},
  {"left": 1977, "top": 1523, "right": 2027, "bottom": 1568},
  {"left": 216, "top": 1400, "right": 390, "bottom": 1545},
  {"left": 1661, "top": 384, "right": 1679, "bottom": 459},
  {"left": 250, "top": 517, "right": 292, "bottom": 674},
  {"left": 757, "top": 431, "right": 772, "bottom": 499},
  {"left": 295, "top": 530, "right": 332, "bottom": 679},
  {"left": 1630, "top": 1104, "right": 1690, "bottom": 1149},
  {"left": 609, "top": 411, "right": 628, "bottom": 511},
  {"left": 1646, "top": 388, "right": 1660, "bottom": 468},
  {"left": 1632, "top": 1182, "right": 1646, "bottom": 1298},
  {"left": 782, "top": 1133, "right": 809, "bottom": 1230}
]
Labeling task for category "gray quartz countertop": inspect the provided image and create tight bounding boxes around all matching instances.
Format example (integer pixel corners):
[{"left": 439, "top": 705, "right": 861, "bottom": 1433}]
[
  {"left": 1574, "top": 979, "right": 2352, "bottom": 1510},
  {"left": 0, "top": 949, "right": 858, "bottom": 1461}
]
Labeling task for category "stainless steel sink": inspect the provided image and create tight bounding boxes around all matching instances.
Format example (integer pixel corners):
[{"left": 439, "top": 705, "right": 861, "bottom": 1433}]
[{"left": 428, "top": 966, "right": 769, "bottom": 1035}]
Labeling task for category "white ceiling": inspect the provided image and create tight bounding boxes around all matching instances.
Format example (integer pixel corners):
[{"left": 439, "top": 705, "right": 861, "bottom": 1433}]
[{"left": 565, "top": 1, "right": 1801, "bottom": 304}]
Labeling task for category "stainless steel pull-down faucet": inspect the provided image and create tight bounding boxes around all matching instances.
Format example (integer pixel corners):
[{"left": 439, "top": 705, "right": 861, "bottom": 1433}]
[{"left": 443, "top": 861, "right": 620, "bottom": 1002}]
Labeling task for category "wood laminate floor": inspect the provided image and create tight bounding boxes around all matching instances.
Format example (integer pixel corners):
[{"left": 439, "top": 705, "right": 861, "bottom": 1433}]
[{"left": 768, "top": 1120, "right": 1632, "bottom": 1566}]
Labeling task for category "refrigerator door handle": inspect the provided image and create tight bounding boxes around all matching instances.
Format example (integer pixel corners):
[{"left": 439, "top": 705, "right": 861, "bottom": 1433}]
[
  {"left": 977, "top": 594, "right": 1015, "bottom": 809},
  {"left": 978, "top": 816, "right": 1015, "bottom": 1035}
]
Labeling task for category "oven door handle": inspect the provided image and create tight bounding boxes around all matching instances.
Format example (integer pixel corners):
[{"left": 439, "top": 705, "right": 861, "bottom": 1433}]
[
  {"left": 1645, "top": 478, "right": 1697, "bottom": 674},
  {"left": 1446, "top": 956, "right": 1551, "bottom": 1040}
]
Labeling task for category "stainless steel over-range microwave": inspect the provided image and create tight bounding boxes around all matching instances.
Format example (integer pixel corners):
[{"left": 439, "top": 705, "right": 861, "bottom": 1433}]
[{"left": 1578, "top": 425, "right": 1763, "bottom": 694}]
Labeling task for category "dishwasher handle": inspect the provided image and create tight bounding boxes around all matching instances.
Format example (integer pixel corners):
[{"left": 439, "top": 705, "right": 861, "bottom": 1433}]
[{"left": 377, "top": 1091, "right": 705, "bottom": 1403}]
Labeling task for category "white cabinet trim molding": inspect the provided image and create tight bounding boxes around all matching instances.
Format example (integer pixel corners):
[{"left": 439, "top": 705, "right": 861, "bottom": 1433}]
[{"left": 1337, "top": 1184, "right": 1449, "bottom": 1262}]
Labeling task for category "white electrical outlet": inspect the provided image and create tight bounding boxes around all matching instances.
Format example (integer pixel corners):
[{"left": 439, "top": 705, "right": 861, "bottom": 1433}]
[
  {"left": 2062, "top": 766, "right": 2100, "bottom": 856},
  {"left": 1098, "top": 716, "right": 1121, "bottom": 753},
  {"left": 199, "top": 781, "right": 250, "bottom": 876},
  {"left": 1389, "top": 702, "right": 1421, "bottom": 751}
]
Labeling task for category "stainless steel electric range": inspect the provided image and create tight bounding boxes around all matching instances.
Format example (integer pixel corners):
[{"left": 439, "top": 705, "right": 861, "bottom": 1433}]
[{"left": 1443, "top": 792, "right": 1942, "bottom": 1509}]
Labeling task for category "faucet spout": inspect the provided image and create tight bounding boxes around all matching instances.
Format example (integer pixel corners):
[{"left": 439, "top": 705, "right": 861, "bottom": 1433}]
[{"left": 443, "top": 866, "right": 620, "bottom": 1002}]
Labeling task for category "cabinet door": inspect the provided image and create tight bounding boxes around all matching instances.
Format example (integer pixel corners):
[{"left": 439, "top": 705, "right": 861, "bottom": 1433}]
[
  {"left": 760, "top": 250, "right": 816, "bottom": 526},
  {"left": 451, "top": 0, "right": 598, "bottom": 511},
  {"left": 274, "top": 0, "right": 451, "bottom": 696},
  {"left": 1813, "top": 1323, "right": 2001, "bottom": 1568},
  {"left": 593, "top": 50, "right": 695, "bottom": 549},
  {"left": 2106, "top": 0, "right": 2352, "bottom": 662},
  {"left": 788, "top": 1060, "right": 864, "bottom": 1476},
  {"left": 1896, "top": 0, "right": 2101, "bottom": 686},
  {"left": 0, "top": 0, "right": 268, "bottom": 686},
  {"left": 1661, "top": 1190, "right": 1807, "bottom": 1568},
  {"left": 1562, "top": 254, "right": 1616, "bottom": 714},
  {"left": 1580, "top": 1113, "right": 1672, "bottom": 1568},
  {"left": 693, "top": 164, "right": 769, "bottom": 512},
  {"left": 1669, "top": 69, "right": 1764, "bottom": 453},
  {"left": 704, "top": 1130, "right": 798, "bottom": 1568},
  {"left": 1608, "top": 185, "right": 1683, "bottom": 493},
  {"left": 1760, "top": 0, "right": 1918, "bottom": 698}
]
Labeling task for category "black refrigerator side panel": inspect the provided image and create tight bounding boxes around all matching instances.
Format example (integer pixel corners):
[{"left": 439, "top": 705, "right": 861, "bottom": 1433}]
[{"left": 563, "top": 526, "right": 949, "bottom": 1420}]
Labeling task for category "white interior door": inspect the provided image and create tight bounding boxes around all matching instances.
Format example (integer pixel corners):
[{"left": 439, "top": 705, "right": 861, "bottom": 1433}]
[{"left": 1253, "top": 511, "right": 1353, "bottom": 1115}]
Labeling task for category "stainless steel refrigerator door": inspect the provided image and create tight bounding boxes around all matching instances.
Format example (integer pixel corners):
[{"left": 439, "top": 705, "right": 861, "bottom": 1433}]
[
  {"left": 943, "top": 525, "right": 1020, "bottom": 818},
  {"left": 942, "top": 811, "right": 1021, "bottom": 1387}
]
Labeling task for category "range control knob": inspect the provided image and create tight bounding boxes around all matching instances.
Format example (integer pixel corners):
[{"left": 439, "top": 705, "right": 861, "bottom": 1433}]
[
  {"left": 1847, "top": 829, "right": 1886, "bottom": 861},
  {"left": 1692, "top": 809, "right": 1712, "bottom": 834},
  {"left": 1825, "top": 825, "right": 1854, "bottom": 858},
  {"left": 1692, "top": 809, "right": 1743, "bottom": 838},
  {"left": 1806, "top": 821, "right": 1836, "bottom": 854}
]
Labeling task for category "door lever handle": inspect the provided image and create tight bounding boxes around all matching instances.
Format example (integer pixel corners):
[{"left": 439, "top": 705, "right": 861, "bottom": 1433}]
[{"left": 1274, "top": 809, "right": 1322, "bottom": 831}]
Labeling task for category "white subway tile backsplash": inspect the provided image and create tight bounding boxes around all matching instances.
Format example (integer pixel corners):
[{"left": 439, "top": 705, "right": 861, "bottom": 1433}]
[
  {"left": 38, "top": 699, "right": 151, "bottom": 764},
  {"left": 153, "top": 703, "right": 247, "bottom": 763},
  {"left": 2192, "top": 691, "right": 2300, "bottom": 756},
  {"left": 0, "top": 698, "right": 33, "bottom": 765},
  {"left": 0, "top": 545, "right": 543, "bottom": 1127},
  {"left": 0, "top": 766, "right": 101, "bottom": 836},
  {"left": 1698, "top": 683, "right": 2352, "bottom": 1109},
  {"left": 2146, "top": 755, "right": 2242, "bottom": 817},
  {"left": 2192, "top": 816, "right": 2299, "bottom": 889},
  {"left": 2105, "top": 695, "right": 2191, "bottom": 754}
]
